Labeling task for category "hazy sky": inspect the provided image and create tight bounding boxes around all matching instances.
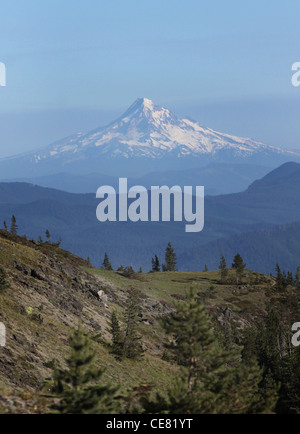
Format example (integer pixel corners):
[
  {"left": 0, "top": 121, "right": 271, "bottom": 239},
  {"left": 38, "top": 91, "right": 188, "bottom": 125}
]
[{"left": 0, "top": 0, "right": 300, "bottom": 157}]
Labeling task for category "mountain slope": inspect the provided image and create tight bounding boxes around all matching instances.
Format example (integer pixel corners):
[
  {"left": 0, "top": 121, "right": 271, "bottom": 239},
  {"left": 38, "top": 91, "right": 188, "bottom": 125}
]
[
  {"left": 248, "top": 161, "right": 300, "bottom": 194},
  {"left": 0, "top": 230, "right": 179, "bottom": 401},
  {"left": 0, "top": 182, "right": 93, "bottom": 205},
  {"left": 0, "top": 229, "right": 291, "bottom": 413},
  {"left": 0, "top": 99, "right": 298, "bottom": 178}
]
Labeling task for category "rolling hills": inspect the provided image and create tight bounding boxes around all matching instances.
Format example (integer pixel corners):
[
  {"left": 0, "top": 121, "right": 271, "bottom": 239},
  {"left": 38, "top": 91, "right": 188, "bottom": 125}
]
[{"left": 0, "top": 162, "right": 299, "bottom": 273}]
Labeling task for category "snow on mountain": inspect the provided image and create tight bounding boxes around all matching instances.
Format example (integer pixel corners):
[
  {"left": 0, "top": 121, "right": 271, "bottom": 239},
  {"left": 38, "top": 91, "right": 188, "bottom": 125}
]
[
  {"left": 0, "top": 98, "right": 299, "bottom": 178},
  {"left": 22, "top": 98, "right": 296, "bottom": 162}
]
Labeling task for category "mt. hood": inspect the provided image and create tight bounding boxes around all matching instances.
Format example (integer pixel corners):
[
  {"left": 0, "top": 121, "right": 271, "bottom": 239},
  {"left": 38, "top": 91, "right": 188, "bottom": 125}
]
[{"left": 0, "top": 98, "right": 298, "bottom": 178}]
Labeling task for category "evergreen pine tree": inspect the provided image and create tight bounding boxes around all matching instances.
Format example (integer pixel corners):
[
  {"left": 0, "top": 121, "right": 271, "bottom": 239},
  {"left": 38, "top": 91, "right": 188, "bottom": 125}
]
[
  {"left": 282, "top": 270, "right": 287, "bottom": 286},
  {"left": 3, "top": 221, "right": 7, "bottom": 232},
  {"left": 165, "top": 242, "right": 177, "bottom": 272},
  {"left": 241, "top": 308, "right": 292, "bottom": 413},
  {"left": 122, "top": 290, "right": 144, "bottom": 360},
  {"left": 219, "top": 254, "right": 228, "bottom": 283},
  {"left": 49, "top": 326, "right": 119, "bottom": 414},
  {"left": 275, "top": 264, "right": 287, "bottom": 291},
  {"left": 286, "top": 271, "right": 295, "bottom": 286},
  {"left": 110, "top": 311, "right": 124, "bottom": 357},
  {"left": 151, "top": 255, "right": 160, "bottom": 272},
  {"left": 142, "top": 289, "right": 277, "bottom": 414},
  {"left": 232, "top": 254, "right": 246, "bottom": 283},
  {"left": 45, "top": 230, "right": 51, "bottom": 243},
  {"left": 102, "top": 253, "right": 113, "bottom": 271},
  {"left": 10, "top": 215, "right": 18, "bottom": 235},
  {"left": 151, "top": 258, "right": 155, "bottom": 272},
  {"left": 204, "top": 265, "right": 208, "bottom": 272},
  {"left": 123, "top": 266, "right": 135, "bottom": 278},
  {"left": 155, "top": 255, "right": 160, "bottom": 272}
]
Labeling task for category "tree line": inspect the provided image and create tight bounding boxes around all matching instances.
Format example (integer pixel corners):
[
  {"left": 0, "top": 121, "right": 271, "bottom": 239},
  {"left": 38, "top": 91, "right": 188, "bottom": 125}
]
[
  {"left": 2, "top": 215, "right": 61, "bottom": 247},
  {"left": 101, "top": 247, "right": 300, "bottom": 291}
]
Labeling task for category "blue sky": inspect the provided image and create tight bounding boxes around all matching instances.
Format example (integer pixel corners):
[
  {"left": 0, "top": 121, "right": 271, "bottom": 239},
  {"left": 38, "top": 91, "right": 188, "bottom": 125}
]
[{"left": 0, "top": 0, "right": 300, "bottom": 156}]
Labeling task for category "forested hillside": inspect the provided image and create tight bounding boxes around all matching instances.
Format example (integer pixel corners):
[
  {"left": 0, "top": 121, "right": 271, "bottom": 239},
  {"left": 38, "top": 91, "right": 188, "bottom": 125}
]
[
  {"left": 0, "top": 230, "right": 300, "bottom": 413},
  {"left": 0, "top": 163, "right": 299, "bottom": 273},
  {"left": 179, "top": 221, "right": 300, "bottom": 274}
]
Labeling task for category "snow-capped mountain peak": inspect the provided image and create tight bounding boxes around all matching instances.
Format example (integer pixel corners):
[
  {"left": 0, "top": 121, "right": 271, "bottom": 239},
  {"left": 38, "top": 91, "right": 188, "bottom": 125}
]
[
  {"left": 26, "top": 98, "right": 296, "bottom": 160},
  {"left": 117, "top": 97, "right": 180, "bottom": 134},
  {"left": 0, "top": 98, "right": 299, "bottom": 178}
]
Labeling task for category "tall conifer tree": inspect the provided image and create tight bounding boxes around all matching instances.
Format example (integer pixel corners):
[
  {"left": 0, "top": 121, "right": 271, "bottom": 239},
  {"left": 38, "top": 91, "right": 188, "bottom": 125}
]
[
  {"left": 165, "top": 242, "right": 177, "bottom": 272},
  {"left": 123, "top": 290, "right": 144, "bottom": 360},
  {"left": 102, "top": 253, "right": 113, "bottom": 271},
  {"left": 10, "top": 215, "right": 18, "bottom": 235},
  {"left": 142, "top": 289, "right": 277, "bottom": 414},
  {"left": 110, "top": 311, "right": 124, "bottom": 357},
  {"left": 219, "top": 254, "right": 228, "bottom": 282},
  {"left": 50, "top": 326, "right": 119, "bottom": 414}
]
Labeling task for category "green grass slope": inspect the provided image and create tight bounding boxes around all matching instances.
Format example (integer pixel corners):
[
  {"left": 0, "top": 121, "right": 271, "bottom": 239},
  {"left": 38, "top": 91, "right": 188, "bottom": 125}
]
[{"left": 0, "top": 230, "right": 297, "bottom": 412}]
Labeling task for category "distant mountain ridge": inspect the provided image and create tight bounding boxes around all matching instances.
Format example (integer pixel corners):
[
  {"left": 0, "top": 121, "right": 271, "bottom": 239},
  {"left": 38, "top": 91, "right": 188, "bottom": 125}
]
[
  {"left": 0, "top": 162, "right": 299, "bottom": 274},
  {"left": 2, "top": 163, "right": 272, "bottom": 196},
  {"left": 248, "top": 161, "right": 300, "bottom": 192},
  {"left": 0, "top": 98, "right": 299, "bottom": 178},
  {"left": 179, "top": 220, "right": 300, "bottom": 274}
]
